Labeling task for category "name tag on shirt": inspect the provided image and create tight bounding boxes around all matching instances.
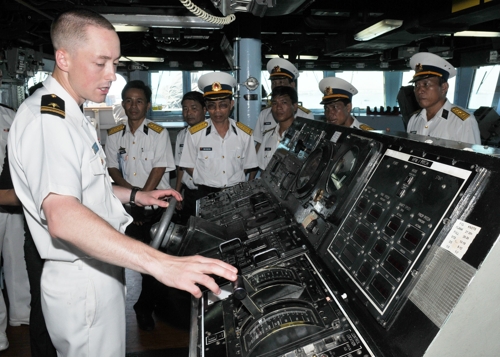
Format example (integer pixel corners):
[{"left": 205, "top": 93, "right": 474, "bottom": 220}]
[
  {"left": 265, "top": 147, "right": 272, "bottom": 151},
  {"left": 264, "top": 122, "right": 271, "bottom": 125},
  {"left": 200, "top": 147, "right": 212, "bottom": 151},
  {"left": 180, "top": 144, "right": 184, "bottom": 148}
]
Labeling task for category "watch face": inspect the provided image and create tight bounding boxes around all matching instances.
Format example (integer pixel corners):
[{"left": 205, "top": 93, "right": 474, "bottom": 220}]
[{"left": 327, "top": 147, "right": 359, "bottom": 193}]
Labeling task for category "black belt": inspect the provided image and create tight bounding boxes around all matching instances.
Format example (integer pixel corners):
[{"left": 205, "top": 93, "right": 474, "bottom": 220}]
[{"left": 197, "top": 185, "right": 223, "bottom": 195}]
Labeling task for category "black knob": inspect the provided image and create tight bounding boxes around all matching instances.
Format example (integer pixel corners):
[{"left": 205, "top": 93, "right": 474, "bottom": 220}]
[{"left": 232, "top": 275, "right": 247, "bottom": 300}]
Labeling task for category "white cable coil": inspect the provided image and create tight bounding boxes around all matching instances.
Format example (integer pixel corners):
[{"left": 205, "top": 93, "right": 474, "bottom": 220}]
[{"left": 179, "top": 0, "right": 236, "bottom": 25}]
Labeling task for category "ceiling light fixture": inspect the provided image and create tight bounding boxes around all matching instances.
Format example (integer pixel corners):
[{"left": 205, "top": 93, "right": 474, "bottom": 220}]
[
  {"left": 354, "top": 19, "right": 403, "bottom": 41},
  {"left": 264, "top": 54, "right": 318, "bottom": 60},
  {"left": 265, "top": 54, "right": 289, "bottom": 59},
  {"left": 449, "top": 31, "right": 500, "bottom": 37},
  {"left": 193, "top": 61, "right": 203, "bottom": 68},
  {"left": 120, "top": 56, "right": 164, "bottom": 62},
  {"left": 299, "top": 55, "right": 319, "bottom": 60},
  {"left": 113, "top": 25, "right": 149, "bottom": 32},
  {"left": 103, "top": 14, "right": 222, "bottom": 30}
]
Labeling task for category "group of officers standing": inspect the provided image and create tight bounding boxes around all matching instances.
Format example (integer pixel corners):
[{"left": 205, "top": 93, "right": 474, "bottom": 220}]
[{"left": 0, "top": 7, "right": 482, "bottom": 357}]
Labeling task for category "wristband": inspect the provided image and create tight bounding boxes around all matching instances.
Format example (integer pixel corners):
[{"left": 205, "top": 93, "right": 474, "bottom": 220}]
[{"left": 129, "top": 187, "right": 141, "bottom": 207}]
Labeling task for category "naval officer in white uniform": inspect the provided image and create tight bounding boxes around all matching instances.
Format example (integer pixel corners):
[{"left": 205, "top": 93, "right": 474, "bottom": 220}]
[
  {"left": 0, "top": 99, "right": 30, "bottom": 352},
  {"left": 8, "top": 9, "right": 236, "bottom": 357},
  {"left": 253, "top": 58, "right": 314, "bottom": 146},
  {"left": 256, "top": 86, "right": 298, "bottom": 173},
  {"left": 318, "top": 77, "right": 373, "bottom": 130},
  {"left": 406, "top": 52, "right": 480, "bottom": 144},
  {"left": 179, "top": 72, "right": 258, "bottom": 198}
]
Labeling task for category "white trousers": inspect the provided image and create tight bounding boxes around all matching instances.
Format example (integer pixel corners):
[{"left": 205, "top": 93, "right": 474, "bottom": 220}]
[
  {"left": 42, "top": 259, "right": 126, "bottom": 357},
  {"left": 0, "top": 211, "right": 30, "bottom": 331}
]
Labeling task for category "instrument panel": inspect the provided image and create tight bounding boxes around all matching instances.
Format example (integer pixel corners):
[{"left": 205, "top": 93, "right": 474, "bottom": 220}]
[
  {"left": 185, "top": 118, "right": 500, "bottom": 357},
  {"left": 197, "top": 253, "right": 376, "bottom": 357}
]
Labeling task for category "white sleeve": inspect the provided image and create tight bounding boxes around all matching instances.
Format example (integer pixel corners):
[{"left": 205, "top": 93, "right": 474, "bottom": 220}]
[
  {"left": 253, "top": 110, "right": 266, "bottom": 143},
  {"left": 178, "top": 131, "right": 196, "bottom": 169},
  {"left": 104, "top": 132, "right": 120, "bottom": 169},
  {"left": 460, "top": 115, "right": 481, "bottom": 145}
]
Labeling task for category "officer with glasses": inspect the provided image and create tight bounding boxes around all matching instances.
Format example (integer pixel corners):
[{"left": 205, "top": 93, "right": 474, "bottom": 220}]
[
  {"left": 406, "top": 52, "right": 480, "bottom": 144},
  {"left": 319, "top": 77, "right": 373, "bottom": 130},
  {"left": 179, "top": 72, "right": 258, "bottom": 198}
]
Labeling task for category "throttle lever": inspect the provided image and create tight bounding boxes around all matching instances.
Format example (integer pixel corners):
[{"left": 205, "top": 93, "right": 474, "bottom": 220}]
[{"left": 232, "top": 275, "right": 263, "bottom": 318}]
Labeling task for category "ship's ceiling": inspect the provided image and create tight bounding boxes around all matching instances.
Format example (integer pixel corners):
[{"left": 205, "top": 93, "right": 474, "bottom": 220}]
[{"left": 1, "top": 0, "right": 499, "bottom": 73}]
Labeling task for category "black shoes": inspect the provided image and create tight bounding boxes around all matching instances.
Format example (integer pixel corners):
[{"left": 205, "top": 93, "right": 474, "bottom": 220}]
[{"left": 135, "top": 312, "right": 155, "bottom": 331}]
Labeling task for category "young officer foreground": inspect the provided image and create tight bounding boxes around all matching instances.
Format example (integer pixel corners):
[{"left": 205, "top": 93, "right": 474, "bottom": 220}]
[
  {"left": 179, "top": 72, "right": 258, "bottom": 198},
  {"left": 8, "top": 9, "right": 237, "bottom": 357}
]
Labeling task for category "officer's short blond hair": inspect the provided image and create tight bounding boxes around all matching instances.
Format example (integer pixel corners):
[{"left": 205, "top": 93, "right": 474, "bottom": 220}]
[{"left": 51, "top": 9, "right": 115, "bottom": 52}]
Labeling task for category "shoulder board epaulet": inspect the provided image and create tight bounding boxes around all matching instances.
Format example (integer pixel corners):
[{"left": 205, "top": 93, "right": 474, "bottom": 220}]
[
  {"left": 0, "top": 103, "right": 15, "bottom": 112},
  {"left": 451, "top": 107, "right": 470, "bottom": 121},
  {"left": 40, "top": 94, "right": 65, "bottom": 119},
  {"left": 412, "top": 109, "right": 422, "bottom": 117},
  {"left": 189, "top": 121, "right": 208, "bottom": 135},
  {"left": 107, "top": 124, "right": 126, "bottom": 136},
  {"left": 147, "top": 122, "right": 164, "bottom": 134},
  {"left": 236, "top": 121, "right": 253, "bottom": 136},
  {"left": 359, "top": 124, "right": 374, "bottom": 131},
  {"left": 298, "top": 105, "right": 311, "bottom": 114}
]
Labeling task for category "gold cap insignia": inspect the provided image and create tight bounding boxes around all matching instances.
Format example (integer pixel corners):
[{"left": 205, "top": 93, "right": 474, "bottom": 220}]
[
  {"left": 273, "top": 65, "right": 281, "bottom": 73},
  {"left": 325, "top": 86, "right": 333, "bottom": 95},
  {"left": 212, "top": 82, "right": 221, "bottom": 91},
  {"left": 415, "top": 63, "right": 423, "bottom": 72},
  {"left": 51, "top": 94, "right": 57, "bottom": 98}
]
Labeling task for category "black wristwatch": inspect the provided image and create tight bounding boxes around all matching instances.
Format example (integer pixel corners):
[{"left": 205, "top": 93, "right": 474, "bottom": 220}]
[{"left": 129, "top": 187, "right": 141, "bottom": 207}]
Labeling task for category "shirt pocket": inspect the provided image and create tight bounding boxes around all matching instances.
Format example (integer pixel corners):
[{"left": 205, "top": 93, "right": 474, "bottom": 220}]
[
  {"left": 141, "top": 150, "right": 154, "bottom": 171},
  {"left": 197, "top": 149, "right": 215, "bottom": 174},
  {"left": 87, "top": 154, "right": 107, "bottom": 205},
  {"left": 229, "top": 147, "right": 244, "bottom": 172},
  {"left": 90, "top": 154, "right": 106, "bottom": 176}
]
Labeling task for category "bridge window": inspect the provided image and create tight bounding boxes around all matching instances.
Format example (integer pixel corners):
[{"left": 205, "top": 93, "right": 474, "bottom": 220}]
[
  {"left": 151, "top": 71, "right": 184, "bottom": 111},
  {"left": 469, "top": 65, "right": 500, "bottom": 110},
  {"left": 335, "top": 72, "right": 385, "bottom": 111}
]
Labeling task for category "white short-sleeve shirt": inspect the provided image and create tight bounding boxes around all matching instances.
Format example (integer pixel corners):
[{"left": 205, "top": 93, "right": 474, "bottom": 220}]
[
  {"left": 257, "top": 125, "right": 286, "bottom": 170},
  {"left": 8, "top": 75, "right": 132, "bottom": 261},
  {"left": 253, "top": 106, "right": 314, "bottom": 143},
  {"left": 175, "top": 127, "right": 197, "bottom": 190},
  {"left": 179, "top": 118, "right": 258, "bottom": 188},
  {"left": 105, "top": 119, "right": 175, "bottom": 189},
  {"left": 407, "top": 100, "right": 481, "bottom": 144}
]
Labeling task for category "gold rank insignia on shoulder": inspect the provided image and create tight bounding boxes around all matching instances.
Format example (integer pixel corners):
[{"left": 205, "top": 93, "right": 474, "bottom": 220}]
[
  {"left": 236, "top": 121, "right": 253, "bottom": 136},
  {"left": 189, "top": 121, "right": 208, "bottom": 135},
  {"left": 298, "top": 105, "right": 311, "bottom": 114},
  {"left": 147, "top": 122, "right": 164, "bottom": 134},
  {"left": 359, "top": 124, "right": 374, "bottom": 131},
  {"left": 40, "top": 94, "right": 65, "bottom": 119},
  {"left": 107, "top": 124, "right": 126, "bottom": 136},
  {"left": 451, "top": 107, "right": 470, "bottom": 121}
]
